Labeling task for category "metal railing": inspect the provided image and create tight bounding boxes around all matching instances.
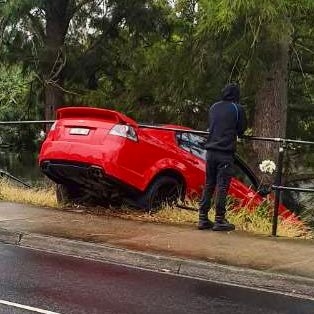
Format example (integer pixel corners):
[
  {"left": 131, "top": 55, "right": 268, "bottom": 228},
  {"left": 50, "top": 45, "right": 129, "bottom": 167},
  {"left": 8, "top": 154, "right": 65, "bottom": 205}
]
[
  {"left": 139, "top": 124, "right": 314, "bottom": 236},
  {"left": 243, "top": 137, "right": 314, "bottom": 236},
  {"left": 1, "top": 120, "right": 314, "bottom": 236},
  {"left": 0, "top": 170, "right": 31, "bottom": 188},
  {"left": 0, "top": 120, "right": 55, "bottom": 125}
]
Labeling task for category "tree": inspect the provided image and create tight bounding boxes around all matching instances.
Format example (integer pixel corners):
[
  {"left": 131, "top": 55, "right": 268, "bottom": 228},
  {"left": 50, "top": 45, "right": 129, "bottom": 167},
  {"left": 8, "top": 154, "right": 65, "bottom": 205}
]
[
  {"left": 195, "top": 0, "right": 314, "bottom": 181},
  {"left": 0, "top": 65, "right": 32, "bottom": 120},
  {"left": 0, "top": 64, "right": 39, "bottom": 148},
  {"left": 1, "top": 0, "right": 170, "bottom": 119}
]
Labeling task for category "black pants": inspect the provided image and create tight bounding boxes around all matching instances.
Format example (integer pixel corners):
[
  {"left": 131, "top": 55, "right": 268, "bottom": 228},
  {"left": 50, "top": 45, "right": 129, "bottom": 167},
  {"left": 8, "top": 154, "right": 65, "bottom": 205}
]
[{"left": 199, "top": 150, "right": 234, "bottom": 219}]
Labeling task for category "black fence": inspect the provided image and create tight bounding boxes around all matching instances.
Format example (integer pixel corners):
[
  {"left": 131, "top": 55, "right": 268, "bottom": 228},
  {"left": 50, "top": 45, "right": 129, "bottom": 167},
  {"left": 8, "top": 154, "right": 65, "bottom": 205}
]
[
  {"left": 0, "top": 169, "right": 31, "bottom": 188},
  {"left": 1, "top": 120, "right": 314, "bottom": 236},
  {"left": 246, "top": 137, "right": 314, "bottom": 236}
]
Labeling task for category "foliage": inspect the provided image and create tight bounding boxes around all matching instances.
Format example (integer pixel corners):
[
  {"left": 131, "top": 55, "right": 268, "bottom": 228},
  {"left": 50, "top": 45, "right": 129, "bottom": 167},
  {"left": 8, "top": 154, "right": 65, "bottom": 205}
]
[
  {"left": 0, "top": 65, "right": 32, "bottom": 120},
  {"left": 0, "top": 64, "right": 41, "bottom": 149}
]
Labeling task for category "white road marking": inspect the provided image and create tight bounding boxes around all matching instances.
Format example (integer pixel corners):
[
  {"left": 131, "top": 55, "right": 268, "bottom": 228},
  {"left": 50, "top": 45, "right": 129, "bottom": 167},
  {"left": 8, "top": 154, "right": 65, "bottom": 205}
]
[{"left": 0, "top": 299, "right": 61, "bottom": 314}]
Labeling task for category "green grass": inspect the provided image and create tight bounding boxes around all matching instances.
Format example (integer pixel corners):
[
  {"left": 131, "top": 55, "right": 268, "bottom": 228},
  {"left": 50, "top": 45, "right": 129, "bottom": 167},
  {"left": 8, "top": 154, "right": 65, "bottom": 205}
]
[
  {"left": 152, "top": 200, "right": 312, "bottom": 239},
  {"left": 0, "top": 179, "right": 312, "bottom": 239}
]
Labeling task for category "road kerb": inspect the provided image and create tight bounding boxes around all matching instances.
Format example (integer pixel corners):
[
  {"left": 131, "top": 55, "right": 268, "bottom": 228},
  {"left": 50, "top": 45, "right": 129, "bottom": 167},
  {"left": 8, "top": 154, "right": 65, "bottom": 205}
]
[{"left": 0, "top": 228, "right": 22, "bottom": 245}]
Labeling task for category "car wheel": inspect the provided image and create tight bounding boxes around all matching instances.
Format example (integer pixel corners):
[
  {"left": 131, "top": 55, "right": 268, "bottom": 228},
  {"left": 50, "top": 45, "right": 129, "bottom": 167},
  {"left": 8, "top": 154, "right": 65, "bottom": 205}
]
[
  {"left": 139, "top": 176, "right": 184, "bottom": 212},
  {"left": 56, "top": 184, "right": 89, "bottom": 205}
]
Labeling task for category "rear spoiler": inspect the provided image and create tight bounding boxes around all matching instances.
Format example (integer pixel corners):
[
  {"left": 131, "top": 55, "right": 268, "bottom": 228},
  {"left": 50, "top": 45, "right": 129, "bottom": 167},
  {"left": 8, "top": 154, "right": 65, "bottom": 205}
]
[{"left": 57, "top": 107, "right": 138, "bottom": 127}]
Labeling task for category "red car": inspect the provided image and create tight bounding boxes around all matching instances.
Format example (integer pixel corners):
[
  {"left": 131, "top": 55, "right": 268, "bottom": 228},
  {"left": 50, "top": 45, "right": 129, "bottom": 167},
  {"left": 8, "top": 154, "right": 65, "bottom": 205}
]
[{"left": 39, "top": 107, "right": 291, "bottom": 217}]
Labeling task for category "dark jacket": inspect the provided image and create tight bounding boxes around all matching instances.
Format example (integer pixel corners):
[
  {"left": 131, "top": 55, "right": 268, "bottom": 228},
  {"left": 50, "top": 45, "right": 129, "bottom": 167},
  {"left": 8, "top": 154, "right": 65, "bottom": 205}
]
[{"left": 205, "top": 84, "right": 247, "bottom": 153}]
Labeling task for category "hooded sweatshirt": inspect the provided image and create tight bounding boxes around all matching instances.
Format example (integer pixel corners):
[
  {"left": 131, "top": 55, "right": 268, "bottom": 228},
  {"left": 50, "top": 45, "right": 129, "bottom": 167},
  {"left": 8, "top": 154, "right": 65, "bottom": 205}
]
[{"left": 205, "top": 84, "right": 247, "bottom": 153}]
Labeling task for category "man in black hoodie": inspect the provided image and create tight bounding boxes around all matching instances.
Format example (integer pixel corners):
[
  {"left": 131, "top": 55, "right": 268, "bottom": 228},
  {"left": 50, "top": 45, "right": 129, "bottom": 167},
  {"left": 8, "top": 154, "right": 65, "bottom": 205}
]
[{"left": 198, "top": 83, "right": 247, "bottom": 231}]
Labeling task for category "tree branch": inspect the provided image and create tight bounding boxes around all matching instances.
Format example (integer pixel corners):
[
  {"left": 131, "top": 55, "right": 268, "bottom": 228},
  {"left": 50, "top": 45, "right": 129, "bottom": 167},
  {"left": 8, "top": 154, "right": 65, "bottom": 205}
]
[
  {"left": 68, "top": 0, "right": 97, "bottom": 19},
  {"left": 291, "top": 66, "right": 314, "bottom": 75},
  {"left": 27, "top": 13, "right": 46, "bottom": 41},
  {"left": 286, "top": 173, "right": 314, "bottom": 184},
  {"left": 289, "top": 104, "right": 314, "bottom": 113}
]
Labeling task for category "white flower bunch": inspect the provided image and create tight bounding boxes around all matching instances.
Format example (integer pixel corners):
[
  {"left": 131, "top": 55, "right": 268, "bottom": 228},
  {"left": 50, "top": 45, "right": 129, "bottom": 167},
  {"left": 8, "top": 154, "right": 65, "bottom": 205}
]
[
  {"left": 38, "top": 130, "right": 46, "bottom": 141},
  {"left": 259, "top": 160, "right": 276, "bottom": 174}
]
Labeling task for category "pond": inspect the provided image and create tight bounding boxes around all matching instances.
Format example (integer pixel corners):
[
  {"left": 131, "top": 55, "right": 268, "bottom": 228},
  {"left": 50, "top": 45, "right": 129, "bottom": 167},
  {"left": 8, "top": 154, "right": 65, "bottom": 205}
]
[{"left": 0, "top": 150, "right": 45, "bottom": 185}]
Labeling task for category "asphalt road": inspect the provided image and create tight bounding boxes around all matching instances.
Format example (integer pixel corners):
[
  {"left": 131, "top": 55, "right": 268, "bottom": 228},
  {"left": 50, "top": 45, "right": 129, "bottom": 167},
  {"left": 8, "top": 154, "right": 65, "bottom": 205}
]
[{"left": 0, "top": 243, "right": 312, "bottom": 314}]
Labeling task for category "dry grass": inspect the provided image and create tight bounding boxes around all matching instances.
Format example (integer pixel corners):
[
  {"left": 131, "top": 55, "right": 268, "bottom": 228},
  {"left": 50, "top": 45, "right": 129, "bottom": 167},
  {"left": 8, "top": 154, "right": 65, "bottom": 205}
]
[
  {"left": 0, "top": 179, "right": 57, "bottom": 208},
  {"left": 0, "top": 179, "right": 312, "bottom": 239}
]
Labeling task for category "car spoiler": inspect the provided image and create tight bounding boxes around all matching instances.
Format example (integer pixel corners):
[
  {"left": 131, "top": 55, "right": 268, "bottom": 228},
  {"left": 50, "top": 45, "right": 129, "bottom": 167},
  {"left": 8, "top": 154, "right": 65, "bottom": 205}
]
[{"left": 56, "top": 107, "right": 138, "bottom": 127}]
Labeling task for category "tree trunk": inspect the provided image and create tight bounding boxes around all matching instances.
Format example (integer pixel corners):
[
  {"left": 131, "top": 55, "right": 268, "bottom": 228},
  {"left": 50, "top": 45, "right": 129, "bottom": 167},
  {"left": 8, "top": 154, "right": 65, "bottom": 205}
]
[
  {"left": 250, "top": 40, "right": 289, "bottom": 184},
  {"left": 42, "top": 0, "right": 70, "bottom": 120},
  {"left": 44, "top": 83, "right": 65, "bottom": 121}
]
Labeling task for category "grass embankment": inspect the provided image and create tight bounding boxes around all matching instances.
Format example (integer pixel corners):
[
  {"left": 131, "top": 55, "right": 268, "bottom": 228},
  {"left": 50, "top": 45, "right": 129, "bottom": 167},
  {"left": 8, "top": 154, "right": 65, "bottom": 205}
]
[
  {"left": 0, "top": 179, "right": 312, "bottom": 239},
  {"left": 0, "top": 179, "right": 57, "bottom": 208}
]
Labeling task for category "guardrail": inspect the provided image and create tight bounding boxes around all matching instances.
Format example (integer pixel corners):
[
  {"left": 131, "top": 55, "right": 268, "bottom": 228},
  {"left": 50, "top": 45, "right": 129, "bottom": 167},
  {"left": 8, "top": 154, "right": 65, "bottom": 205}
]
[
  {"left": 1, "top": 120, "right": 314, "bottom": 236},
  {"left": 0, "top": 120, "right": 55, "bottom": 125},
  {"left": 243, "top": 137, "right": 314, "bottom": 236},
  {"left": 0, "top": 170, "right": 31, "bottom": 188}
]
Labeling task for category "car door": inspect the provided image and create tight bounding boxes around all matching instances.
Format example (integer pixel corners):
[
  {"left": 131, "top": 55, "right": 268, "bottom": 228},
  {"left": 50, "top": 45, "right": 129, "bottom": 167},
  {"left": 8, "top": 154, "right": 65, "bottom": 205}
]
[{"left": 176, "top": 132, "right": 206, "bottom": 196}]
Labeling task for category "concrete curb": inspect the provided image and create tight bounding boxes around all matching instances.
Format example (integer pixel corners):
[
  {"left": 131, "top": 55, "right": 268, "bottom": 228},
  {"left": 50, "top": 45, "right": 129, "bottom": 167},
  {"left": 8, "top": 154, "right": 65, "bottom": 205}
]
[
  {"left": 0, "top": 228, "right": 314, "bottom": 300},
  {"left": 0, "top": 228, "right": 22, "bottom": 245}
]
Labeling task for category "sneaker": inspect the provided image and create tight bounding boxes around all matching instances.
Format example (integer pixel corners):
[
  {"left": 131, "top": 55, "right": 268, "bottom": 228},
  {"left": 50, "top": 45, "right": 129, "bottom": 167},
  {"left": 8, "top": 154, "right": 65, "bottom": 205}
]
[
  {"left": 212, "top": 219, "right": 235, "bottom": 232},
  {"left": 198, "top": 220, "right": 214, "bottom": 230}
]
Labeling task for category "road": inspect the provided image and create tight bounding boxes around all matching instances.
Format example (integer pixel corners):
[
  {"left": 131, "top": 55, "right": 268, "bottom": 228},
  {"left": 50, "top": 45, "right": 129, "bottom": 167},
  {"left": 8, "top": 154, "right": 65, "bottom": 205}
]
[{"left": 0, "top": 243, "right": 312, "bottom": 314}]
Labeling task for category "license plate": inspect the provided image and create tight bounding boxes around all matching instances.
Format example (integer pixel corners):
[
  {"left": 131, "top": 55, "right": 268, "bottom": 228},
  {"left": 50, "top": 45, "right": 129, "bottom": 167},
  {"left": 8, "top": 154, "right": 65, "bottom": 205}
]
[{"left": 69, "top": 128, "right": 90, "bottom": 135}]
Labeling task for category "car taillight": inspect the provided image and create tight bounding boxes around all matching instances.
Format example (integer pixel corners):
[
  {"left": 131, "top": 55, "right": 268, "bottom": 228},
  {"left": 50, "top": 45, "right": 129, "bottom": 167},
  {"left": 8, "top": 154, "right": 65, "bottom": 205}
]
[
  {"left": 109, "top": 124, "right": 138, "bottom": 142},
  {"left": 50, "top": 121, "right": 57, "bottom": 131},
  {"left": 45, "top": 121, "right": 57, "bottom": 141}
]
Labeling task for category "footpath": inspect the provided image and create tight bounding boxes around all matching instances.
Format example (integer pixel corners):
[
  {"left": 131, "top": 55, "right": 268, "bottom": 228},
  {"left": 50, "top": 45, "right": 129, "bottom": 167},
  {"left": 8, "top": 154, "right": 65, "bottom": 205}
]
[{"left": 0, "top": 201, "right": 313, "bottom": 299}]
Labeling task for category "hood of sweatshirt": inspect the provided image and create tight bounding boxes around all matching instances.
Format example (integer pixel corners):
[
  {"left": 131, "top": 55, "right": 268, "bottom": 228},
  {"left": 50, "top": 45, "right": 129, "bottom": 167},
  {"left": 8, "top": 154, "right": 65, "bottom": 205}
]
[{"left": 222, "top": 84, "right": 240, "bottom": 103}]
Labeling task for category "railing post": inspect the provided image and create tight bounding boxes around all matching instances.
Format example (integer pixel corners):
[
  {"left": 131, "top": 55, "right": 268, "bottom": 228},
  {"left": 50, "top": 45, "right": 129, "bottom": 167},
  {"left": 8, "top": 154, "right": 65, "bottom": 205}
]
[{"left": 272, "top": 141, "right": 286, "bottom": 236}]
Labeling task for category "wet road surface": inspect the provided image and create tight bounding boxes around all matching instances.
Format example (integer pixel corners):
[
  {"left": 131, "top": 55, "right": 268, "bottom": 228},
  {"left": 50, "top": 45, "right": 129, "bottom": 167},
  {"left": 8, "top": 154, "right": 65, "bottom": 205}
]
[{"left": 0, "top": 243, "right": 313, "bottom": 314}]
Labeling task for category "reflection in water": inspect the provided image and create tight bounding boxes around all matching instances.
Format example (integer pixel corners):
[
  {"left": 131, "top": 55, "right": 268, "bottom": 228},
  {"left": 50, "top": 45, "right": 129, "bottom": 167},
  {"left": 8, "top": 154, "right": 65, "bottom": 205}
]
[{"left": 0, "top": 150, "right": 44, "bottom": 185}]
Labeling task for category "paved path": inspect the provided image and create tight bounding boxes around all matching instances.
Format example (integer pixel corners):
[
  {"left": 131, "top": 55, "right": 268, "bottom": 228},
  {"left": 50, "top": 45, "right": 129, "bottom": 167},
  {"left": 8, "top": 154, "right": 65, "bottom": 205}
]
[{"left": 0, "top": 202, "right": 313, "bottom": 279}]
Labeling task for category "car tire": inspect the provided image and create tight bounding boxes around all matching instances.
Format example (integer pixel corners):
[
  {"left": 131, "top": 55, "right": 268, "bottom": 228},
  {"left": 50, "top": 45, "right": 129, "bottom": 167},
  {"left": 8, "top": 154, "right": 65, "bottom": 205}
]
[
  {"left": 138, "top": 176, "right": 184, "bottom": 212},
  {"left": 56, "top": 184, "right": 88, "bottom": 205}
]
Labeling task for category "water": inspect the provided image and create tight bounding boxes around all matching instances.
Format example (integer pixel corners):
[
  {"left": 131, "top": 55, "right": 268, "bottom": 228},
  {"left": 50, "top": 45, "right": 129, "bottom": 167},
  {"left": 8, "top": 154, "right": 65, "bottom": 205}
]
[{"left": 0, "top": 150, "right": 44, "bottom": 185}]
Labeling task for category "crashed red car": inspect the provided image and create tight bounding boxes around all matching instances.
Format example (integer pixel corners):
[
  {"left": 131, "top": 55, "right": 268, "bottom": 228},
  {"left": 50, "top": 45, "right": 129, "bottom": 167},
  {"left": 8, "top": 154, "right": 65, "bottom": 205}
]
[{"left": 39, "top": 107, "right": 291, "bottom": 218}]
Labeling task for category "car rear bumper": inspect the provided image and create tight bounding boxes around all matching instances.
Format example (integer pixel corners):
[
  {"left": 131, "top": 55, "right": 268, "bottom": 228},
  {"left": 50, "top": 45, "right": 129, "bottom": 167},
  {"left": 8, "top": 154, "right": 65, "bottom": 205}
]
[
  {"left": 41, "top": 160, "right": 140, "bottom": 197},
  {"left": 39, "top": 141, "right": 111, "bottom": 168}
]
